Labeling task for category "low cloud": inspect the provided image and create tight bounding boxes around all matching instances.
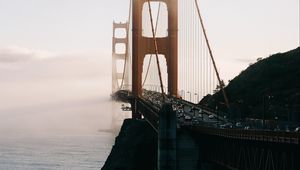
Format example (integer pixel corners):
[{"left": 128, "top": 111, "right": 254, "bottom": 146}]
[
  {"left": 0, "top": 46, "right": 53, "bottom": 63},
  {"left": 0, "top": 46, "right": 114, "bottom": 134},
  {"left": 234, "top": 58, "right": 255, "bottom": 63}
]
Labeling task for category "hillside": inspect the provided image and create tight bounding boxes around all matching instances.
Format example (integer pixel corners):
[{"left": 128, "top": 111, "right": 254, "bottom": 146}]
[
  {"left": 200, "top": 47, "right": 300, "bottom": 122},
  {"left": 102, "top": 119, "right": 157, "bottom": 170}
]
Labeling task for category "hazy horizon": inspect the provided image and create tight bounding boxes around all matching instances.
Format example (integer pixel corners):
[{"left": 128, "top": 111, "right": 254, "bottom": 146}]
[{"left": 0, "top": 0, "right": 299, "bottom": 132}]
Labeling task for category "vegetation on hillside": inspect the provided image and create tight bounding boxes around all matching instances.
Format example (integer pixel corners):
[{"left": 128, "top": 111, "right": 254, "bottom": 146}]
[{"left": 200, "top": 47, "right": 300, "bottom": 123}]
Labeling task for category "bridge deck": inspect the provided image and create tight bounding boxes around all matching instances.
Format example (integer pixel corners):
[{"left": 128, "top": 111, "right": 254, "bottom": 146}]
[{"left": 112, "top": 90, "right": 300, "bottom": 145}]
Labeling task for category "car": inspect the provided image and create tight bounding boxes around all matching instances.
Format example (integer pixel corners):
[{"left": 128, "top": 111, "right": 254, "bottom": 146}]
[
  {"left": 192, "top": 116, "right": 198, "bottom": 119},
  {"left": 208, "top": 115, "right": 214, "bottom": 119},
  {"left": 284, "top": 126, "right": 290, "bottom": 132},
  {"left": 224, "top": 123, "right": 233, "bottom": 128},
  {"left": 121, "top": 104, "right": 131, "bottom": 111},
  {"left": 184, "top": 115, "right": 192, "bottom": 121},
  {"left": 178, "top": 109, "right": 184, "bottom": 114},
  {"left": 172, "top": 106, "right": 178, "bottom": 111},
  {"left": 192, "top": 119, "right": 200, "bottom": 125},
  {"left": 295, "top": 127, "right": 300, "bottom": 132},
  {"left": 177, "top": 104, "right": 183, "bottom": 109},
  {"left": 198, "top": 109, "right": 203, "bottom": 114},
  {"left": 244, "top": 126, "right": 250, "bottom": 130},
  {"left": 273, "top": 127, "right": 280, "bottom": 131},
  {"left": 220, "top": 124, "right": 226, "bottom": 129},
  {"left": 178, "top": 113, "right": 184, "bottom": 117},
  {"left": 235, "top": 122, "right": 242, "bottom": 127}
]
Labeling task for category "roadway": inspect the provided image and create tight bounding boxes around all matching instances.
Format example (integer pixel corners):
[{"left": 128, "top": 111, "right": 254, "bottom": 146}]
[
  {"left": 115, "top": 89, "right": 300, "bottom": 133},
  {"left": 142, "top": 90, "right": 222, "bottom": 128}
]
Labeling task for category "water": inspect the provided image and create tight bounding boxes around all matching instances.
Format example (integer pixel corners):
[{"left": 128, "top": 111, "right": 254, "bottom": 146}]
[
  {"left": 0, "top": 99, "right": 126, "bottom": 170},
  {"left": 0, "top": 131, "right": 114, "bottom": 169},
  {"left": 0, "top": 91, "right": 126, "bottom": 170}
]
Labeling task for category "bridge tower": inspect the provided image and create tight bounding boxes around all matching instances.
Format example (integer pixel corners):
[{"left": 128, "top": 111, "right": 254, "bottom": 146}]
[
  {"left": 132, "top": 0, "right": 178, "bottom": 97},
  {"left": 112, "top": 21, "right": 130, "bottom": 94}
]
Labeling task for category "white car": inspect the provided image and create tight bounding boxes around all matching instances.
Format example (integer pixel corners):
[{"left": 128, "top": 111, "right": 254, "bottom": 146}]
[
  {"left": 178, "top": 109, "right": 184, "bottom": 113},
  {"left": 208, "top": 115, "right": 214, "bottom": 119},
  {"left": 184, "top": 115, "right": 192, "bottom": 121},
  {"left": 235, "top": 122, "right": 242, "bottom": 127}
]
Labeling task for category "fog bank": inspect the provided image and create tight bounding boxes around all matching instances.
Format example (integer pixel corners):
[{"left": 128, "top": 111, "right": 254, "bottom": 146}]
[{"left": 0, "top": 47, "right": 120, "bottom": 135}]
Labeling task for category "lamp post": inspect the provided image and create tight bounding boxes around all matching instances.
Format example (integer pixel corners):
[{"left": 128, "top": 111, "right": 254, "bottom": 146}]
[
  {"left": 180, "top": 90, "right": 185, "bottom": 99},
  {"left": 187, "top": 91, "right": 191, "bottom": 102},
  {"left": 194, "top": 93, "right": 199, "bottom": 104},
  {"left": 275, "top": 116, "right": 278, "bottom": 130},
  {"left": 236, "top": 99, "right": 243, "bottom": 121},
  {"left": 263, "top": 94, "right": 273, "bottom": 129},
  {"left": 263, "top": 95, "right": 266, "bottom": 129},
  {"left": 216, "top": 105, "right": 219, "bottom": 124}
]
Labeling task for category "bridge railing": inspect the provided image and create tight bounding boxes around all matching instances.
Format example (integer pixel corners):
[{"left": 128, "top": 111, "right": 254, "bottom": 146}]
[{"left": 190, "top": 125, "right": 300, "bottom": 144}]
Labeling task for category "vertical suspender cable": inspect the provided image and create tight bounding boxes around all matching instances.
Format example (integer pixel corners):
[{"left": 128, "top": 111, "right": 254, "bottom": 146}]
[
  {"left": 188, "top": 1, "right": 191, "bottom": 99},
  {"left": 179, "top": 0, "right": 182, "bottom": 95},
  {"left": 201, "top": 28, "right": 204, "bottom": 98},
  {"left": 196, "top": 3, "right": 199, "bottom": 102},
  {"left": 186, "top": 1, "right": 189, "bottom": 98},
  {"left": 197, "top": 13, "right": 199, "bottom": 100},
  {"left": 183, "top": 0, "right": 185, "bottom": 95},
  {"left": 205, "top": 42, "right": 207, "bottom": 94},
  {"left": 185, "top": 0, "right": 188, "bottom": 96},
  {"left": 207, "top": 45, "right": 209, "bottom": 94},
  {"left": 184, "top": 1, "right": 186, "bottom": 96},
  {"left": 192, "top": 0, "right": 195, "bottom": 103},
  {"left": 196, "top": 2, "right": 198, "bottom": 102},
  {"left": 192, "top": 0, "right": 194, "bottom": 101}
]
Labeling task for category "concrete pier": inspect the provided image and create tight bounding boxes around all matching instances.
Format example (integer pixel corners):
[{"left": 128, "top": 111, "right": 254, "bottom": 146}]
[{"left": 158, "top": 103, "right": 177, "bottom": 170}]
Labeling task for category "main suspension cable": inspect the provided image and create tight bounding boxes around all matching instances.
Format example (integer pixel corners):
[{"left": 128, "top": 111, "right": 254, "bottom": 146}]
[
  {"left": 119, "top": 0, "right": 132, "bottom": 90},
  {"left": 194, "top": 0, "right": 230, "bottom": 109},
  {"left": 147, "top": 0, "right": 165, "bottom": 99},
  {"left": 142, "top": 2, "right": 162, "bottom": 87}
]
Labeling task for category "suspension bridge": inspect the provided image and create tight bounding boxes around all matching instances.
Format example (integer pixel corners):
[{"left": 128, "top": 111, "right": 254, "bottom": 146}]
[{"left": 111, "top": 0, "right": 299, "bottom": 169}]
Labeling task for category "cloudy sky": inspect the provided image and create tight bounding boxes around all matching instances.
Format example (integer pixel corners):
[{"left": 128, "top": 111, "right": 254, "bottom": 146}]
[
  {"left": 0, "top": 0, "right": 298, "bottom": 78},
  {"left": 0, "top": 0, "right": 298, "bottom": 132}
]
